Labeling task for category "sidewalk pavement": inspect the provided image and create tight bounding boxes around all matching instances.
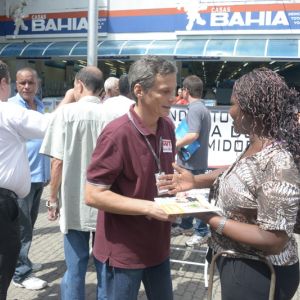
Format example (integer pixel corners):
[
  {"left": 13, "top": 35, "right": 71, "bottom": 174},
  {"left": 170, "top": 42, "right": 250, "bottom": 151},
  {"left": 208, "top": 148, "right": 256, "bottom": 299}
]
[{"left": 7, "top": 188, "right": 300, "bottom": 300}]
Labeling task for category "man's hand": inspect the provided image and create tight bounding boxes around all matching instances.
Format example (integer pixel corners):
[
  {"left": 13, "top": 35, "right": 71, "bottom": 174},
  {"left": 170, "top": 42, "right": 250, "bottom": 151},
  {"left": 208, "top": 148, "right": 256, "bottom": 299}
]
[
  {"left": 157, "top": 163, "right": 195, "bottom": 195},
  {"left": 146, "top": 202, "right": 177, "bottom": 222},
  {"left": 47, "top": 206, "right": 59, "bottom": 221},
  {"left": 57, "top": 88, "right": 76, "bottom": 107}
]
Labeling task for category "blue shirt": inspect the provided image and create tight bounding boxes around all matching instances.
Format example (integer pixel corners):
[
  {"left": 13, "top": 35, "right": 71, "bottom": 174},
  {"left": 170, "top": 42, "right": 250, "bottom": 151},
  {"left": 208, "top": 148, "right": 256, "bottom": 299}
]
[{"left": 8, "top": 93, "right": 50, "bottom": 183}]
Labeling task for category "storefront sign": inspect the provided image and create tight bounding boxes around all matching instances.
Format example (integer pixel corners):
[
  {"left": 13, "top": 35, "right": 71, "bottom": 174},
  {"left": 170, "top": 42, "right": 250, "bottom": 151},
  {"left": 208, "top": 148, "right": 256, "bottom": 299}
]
[
  {"left": 1, "top": 0, "right": 300, "bottom": 37},
  {"left": 2, "top": 0, "right": 108, "bottom": 37}
]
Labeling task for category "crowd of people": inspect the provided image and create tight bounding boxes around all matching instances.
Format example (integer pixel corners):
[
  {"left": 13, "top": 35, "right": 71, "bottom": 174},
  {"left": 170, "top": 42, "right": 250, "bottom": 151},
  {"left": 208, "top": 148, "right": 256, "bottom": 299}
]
[{"left": 0, "top": 56, "right": 300, "bottom": 300}]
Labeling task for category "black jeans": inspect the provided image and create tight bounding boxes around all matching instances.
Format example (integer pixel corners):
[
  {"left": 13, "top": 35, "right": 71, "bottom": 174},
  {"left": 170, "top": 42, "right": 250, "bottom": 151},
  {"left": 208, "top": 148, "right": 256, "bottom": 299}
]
[
  {"left": 0, "top": 188, "right": 21, "bottom": 300},
  {"left": 13, "top": 183, "right": 44, "bottom": 283}
]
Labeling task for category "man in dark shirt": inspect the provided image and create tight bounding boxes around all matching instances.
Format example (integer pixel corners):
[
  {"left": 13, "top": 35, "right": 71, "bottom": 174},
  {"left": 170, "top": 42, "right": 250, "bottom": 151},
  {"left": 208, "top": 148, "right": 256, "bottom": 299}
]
[{"left": 85, "top": 56, "right": 177, "bottom": 300}]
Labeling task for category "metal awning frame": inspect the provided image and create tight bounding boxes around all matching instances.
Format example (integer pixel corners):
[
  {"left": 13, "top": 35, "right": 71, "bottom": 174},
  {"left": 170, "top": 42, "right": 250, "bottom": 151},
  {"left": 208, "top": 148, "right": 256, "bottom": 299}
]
[{"left": 0, "top": 38, "right": 299, "bottom": 60}]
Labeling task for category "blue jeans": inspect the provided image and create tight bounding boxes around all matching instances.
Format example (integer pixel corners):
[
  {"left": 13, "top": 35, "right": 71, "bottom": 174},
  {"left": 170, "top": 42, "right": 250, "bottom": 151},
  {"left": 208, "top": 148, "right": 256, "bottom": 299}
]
[
  {"left": 13, "top": 182, "right": 44, "bottom": 283},
  {"left": 179, "top": 169, "right": 209, "bottom": 237},
  {"left": 61, "top": 230, "right": 105, "bottom": 300},
  {"left": 180, "top": 217, "right": 209, "bottom": 236},
  {"left": 95, "top": 258, "right": 173, "bottom": 300}
]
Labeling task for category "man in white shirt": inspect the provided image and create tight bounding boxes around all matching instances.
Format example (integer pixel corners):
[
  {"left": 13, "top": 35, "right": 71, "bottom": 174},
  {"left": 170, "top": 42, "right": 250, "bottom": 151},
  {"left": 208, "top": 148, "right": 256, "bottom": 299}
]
[
  {"left": 0, "top": 60, "right": 48, "bottom": 299},
  {"left": 102, "top": 74, "right": 135, "bottom": 121},
  {"left": 102, "top": 76, "right": 119, "bottom": 101},
  {"left": 40, "top": 66, "right": 106, "bottom": 300}
]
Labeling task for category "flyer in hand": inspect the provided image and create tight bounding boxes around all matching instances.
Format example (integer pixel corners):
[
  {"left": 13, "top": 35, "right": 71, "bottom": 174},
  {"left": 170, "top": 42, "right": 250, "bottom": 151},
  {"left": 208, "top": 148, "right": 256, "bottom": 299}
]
[{"left": 154, "top": 189, "right": 220, "bottom": 215}]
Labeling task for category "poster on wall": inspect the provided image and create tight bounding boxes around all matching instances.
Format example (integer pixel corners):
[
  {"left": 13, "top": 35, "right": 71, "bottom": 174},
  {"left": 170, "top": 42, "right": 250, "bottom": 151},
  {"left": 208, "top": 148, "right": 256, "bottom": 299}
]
[{"left": 170, "top": 105, "right": 249, "bottom": 169}]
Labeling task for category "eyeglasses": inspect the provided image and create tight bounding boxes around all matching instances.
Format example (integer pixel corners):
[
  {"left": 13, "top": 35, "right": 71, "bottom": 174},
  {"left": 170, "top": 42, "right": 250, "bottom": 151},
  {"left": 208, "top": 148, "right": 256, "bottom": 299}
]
[{"left": 17, "top": 80, "right": 36, "bottom": 86}]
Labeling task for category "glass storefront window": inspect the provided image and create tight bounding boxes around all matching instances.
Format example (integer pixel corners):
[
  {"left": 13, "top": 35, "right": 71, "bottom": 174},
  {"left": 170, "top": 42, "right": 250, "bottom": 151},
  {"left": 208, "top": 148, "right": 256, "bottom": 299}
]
[
  {"left": 235, "top": 39, "right": 265, "bottom": 57},
  {"left": 267, "top": 39, "right": 298, "bottom": 57}
]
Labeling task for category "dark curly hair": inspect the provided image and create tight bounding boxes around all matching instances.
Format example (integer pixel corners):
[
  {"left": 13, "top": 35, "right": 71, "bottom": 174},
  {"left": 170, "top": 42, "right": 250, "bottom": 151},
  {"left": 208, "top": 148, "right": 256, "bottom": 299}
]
[{"left": 233, "top": 67, "right": 300, "bottom": 170}]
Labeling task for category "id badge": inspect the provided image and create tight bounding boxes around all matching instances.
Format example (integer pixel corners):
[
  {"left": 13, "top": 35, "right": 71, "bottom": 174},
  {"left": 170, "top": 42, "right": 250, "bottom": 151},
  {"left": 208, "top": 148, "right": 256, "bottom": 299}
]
[{"left": 155, "top": 172, "right": 168, "bottom": 196}]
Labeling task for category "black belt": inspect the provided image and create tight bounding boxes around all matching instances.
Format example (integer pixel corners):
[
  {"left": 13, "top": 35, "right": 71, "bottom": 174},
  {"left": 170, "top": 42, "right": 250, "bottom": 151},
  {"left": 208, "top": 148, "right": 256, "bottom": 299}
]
[{"left": 0, "top": 187, "right": 18, "bottom": 199}]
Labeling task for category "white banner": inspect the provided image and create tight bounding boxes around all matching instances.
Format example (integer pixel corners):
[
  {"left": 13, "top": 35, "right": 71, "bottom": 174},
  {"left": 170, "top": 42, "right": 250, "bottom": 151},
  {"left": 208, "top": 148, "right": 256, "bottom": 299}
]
[{"left": 170, "top": 105, "right": 249, "bottom": 169}]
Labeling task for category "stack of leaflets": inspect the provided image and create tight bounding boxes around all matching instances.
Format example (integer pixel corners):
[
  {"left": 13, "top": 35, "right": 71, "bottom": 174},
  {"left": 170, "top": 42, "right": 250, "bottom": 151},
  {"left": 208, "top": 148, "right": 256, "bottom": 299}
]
[{"left": 154, "top": 189, "right": 220, "bottom": 215}]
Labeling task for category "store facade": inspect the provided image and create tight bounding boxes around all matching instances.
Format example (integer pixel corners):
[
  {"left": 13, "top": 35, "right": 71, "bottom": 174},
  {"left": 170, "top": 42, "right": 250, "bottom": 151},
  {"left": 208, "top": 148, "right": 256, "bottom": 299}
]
[
  {"left": 1, "top": 0, "right": 300, "bottom": 91},
  {"left": 0, "top": 0, "right": 299, "bottom": 166}
]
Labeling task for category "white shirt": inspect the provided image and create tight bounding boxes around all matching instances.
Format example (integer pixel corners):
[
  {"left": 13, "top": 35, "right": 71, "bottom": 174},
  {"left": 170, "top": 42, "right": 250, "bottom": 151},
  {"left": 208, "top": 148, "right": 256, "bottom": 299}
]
[
  {"left": 40, "top": 96, "right": 104, "bottom": 234},
  {"left": 102, "top": 95, "right": 135, "bottom": 125},
  {"left": 0, "top": 101, "right": 48, "bottom": 198},
  {"left": 39, "top": 95, "right": 135, "bottom": 234}
]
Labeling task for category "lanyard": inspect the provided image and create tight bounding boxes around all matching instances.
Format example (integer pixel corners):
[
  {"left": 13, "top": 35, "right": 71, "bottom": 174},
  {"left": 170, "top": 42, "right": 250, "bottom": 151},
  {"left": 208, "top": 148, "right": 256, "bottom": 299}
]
[{"left": 127, "top": 111, "right": 163, "bottom": 173}]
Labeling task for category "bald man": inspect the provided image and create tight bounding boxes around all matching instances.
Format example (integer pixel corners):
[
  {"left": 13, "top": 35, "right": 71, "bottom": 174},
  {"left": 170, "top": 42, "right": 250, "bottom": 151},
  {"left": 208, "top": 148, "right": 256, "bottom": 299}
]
[{"left": 40, "top": 66, "right": 106, "bottom": 300}]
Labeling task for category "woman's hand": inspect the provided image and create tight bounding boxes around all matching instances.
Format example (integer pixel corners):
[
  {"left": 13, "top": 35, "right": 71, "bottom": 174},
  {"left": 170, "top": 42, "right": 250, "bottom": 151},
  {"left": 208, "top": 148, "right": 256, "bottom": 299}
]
[{"left": 157, "top": 163, "right": 195, "bottom": 195}]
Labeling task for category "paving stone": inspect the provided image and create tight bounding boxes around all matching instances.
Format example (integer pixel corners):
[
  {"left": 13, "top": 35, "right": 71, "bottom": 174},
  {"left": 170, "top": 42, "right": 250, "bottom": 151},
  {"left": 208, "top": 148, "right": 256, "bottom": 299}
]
[{"left": 6, "top": 187, "right": 300, "bottom": 300}]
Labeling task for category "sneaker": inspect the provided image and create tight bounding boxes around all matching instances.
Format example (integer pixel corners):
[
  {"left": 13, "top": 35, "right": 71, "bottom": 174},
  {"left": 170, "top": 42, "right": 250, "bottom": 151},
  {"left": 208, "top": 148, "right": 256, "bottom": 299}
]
[
  {"left": 171, "top": 226, "right": 194, "bottom": 237},
  {"left": 185, "top": 234, "right": 210, "bottom": 247},
  {"left": 12, "top": 276, "right": 48, "bottom": 290},
  {"left": 31, "top": 263, "right": 42, "bottom": 272}
]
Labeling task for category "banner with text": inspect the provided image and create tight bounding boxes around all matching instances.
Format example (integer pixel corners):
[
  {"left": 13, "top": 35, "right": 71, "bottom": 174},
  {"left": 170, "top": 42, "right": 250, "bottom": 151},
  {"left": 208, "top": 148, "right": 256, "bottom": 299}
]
[
  {"left": 1, "top": 0, "right": 300, "bottom": 37},
  {"left": 170, "top": 105, "right": 249, "bottom": 169}
]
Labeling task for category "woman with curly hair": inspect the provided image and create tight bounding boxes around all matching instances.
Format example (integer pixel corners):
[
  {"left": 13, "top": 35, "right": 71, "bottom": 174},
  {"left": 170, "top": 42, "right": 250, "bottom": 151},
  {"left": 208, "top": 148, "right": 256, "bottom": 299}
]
[{"left": 160, "top": 67, "right": 300, "bottom": 299}]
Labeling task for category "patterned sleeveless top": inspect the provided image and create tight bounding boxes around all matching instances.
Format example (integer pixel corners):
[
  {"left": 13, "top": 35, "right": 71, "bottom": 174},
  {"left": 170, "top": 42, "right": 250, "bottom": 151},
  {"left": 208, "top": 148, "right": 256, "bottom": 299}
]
[{"left": 209, "top": 142, "right": 300, "bottom": 266}]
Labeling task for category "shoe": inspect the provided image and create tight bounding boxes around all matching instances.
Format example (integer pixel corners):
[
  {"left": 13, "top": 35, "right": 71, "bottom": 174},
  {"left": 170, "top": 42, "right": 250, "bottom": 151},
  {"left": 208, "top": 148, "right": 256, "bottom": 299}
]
[
  {"left": 171, "top": 226, "right": 194, "bottom": 237},
  {"left": 31, "top": 263, "right": 42, "bottom": 272},
  {"left": 12, "top": 276, "right": 48, "bottom": 290},
  {"left": 185, "top": 234, "right": 210, "bottom": 247}
]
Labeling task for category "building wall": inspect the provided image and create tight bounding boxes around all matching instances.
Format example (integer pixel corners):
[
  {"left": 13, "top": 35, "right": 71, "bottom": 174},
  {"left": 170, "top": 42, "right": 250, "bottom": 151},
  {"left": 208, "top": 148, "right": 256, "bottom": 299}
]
[{"left": 1, "top": 0, "right": 300, "bottom": 40}]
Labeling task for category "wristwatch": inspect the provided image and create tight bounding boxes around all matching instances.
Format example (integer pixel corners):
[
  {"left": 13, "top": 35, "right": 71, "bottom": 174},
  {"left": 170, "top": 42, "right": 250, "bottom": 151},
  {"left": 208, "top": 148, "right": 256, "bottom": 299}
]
[{"left": 46, "top": 200, "right": 58, "bottom": 209}]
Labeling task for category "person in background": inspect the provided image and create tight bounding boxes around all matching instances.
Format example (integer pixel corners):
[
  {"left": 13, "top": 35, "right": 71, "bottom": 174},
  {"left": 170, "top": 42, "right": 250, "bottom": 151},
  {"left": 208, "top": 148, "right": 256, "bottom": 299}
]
[
  {"left": 40, "top": 66, "right": 106, "bottom": 300},
  {"left": 160, "top": 67, "right": 300, "bottom": 300},
  {"left": 172, "top": 75, "right": 211, "bottom": 247},
  {"left": 117, "top": 74, "right": 133, "bottom": 99},
  {"left": 98, "top": 88, "right": 106, "bottom": 101},
  {"left": 0, "top": 60, "right": 48, "bottom": 299},
  {"left": 102, "top": 74, "right": 135, "bottom": 120},
  {"left": 102, "top": 76, "right": 119, "bottom": 101},
  {"left": 85, "top": 56, "right": 177, "bottom": 300},
  {"left": 9, "top": 67, "right": 50, "bottom": 290},
  {"left": 175, "top": 87, "right": 188, "bottom": 105}
]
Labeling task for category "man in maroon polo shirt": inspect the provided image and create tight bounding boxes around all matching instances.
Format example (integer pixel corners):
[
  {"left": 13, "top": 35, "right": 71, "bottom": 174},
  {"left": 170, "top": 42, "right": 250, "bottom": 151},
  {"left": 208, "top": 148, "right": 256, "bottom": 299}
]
[{"left": 85, "top": 56, "right": 177, "bottom": 300}]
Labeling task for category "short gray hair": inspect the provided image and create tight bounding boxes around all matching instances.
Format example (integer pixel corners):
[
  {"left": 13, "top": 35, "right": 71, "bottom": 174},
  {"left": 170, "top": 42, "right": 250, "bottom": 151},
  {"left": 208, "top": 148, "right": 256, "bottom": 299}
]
[
  {"left": 128, "top": 56, "right": 177, "bottom": 101},
  {"left": 104, "top": 77, "right": 119, "bottom": 93}
]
